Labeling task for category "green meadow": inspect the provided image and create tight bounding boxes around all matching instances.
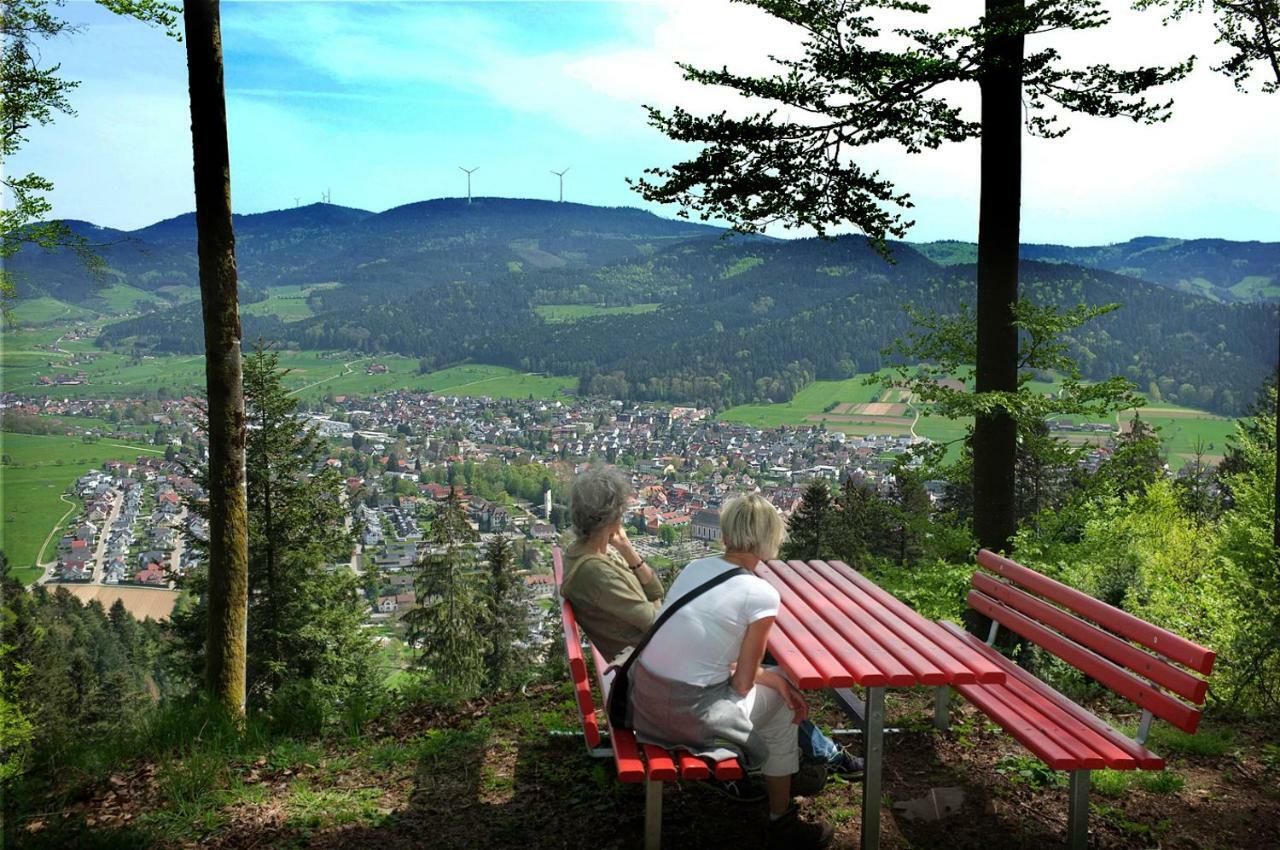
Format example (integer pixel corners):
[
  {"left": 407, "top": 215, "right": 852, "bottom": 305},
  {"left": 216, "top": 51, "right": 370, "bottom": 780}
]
[
  {"left": 242, "top": 283, "right": 342, "bottom": 322},
  {"left": 534, "top": 303, "right": 660, "bottom": 322},
  {"left": 721, "top": 372, "right": 1239, "bottom": 470},
  {"left": 1, "top": 432, "right": 164, "bottom": 584},
  {"left": 721, "top": 374, "right": 890, "bottom": 429},
  {"left": 1, "top": 325, "right": 578, "bottom": 402},
  {"left": 9, "top": 297, "right": 94, "bottom": 325}
]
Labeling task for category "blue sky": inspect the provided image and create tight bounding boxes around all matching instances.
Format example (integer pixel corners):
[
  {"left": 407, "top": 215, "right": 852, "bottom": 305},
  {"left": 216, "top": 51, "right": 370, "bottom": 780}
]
[{"left": 14, "top": 1, "right": 1280, "bottom": 243}]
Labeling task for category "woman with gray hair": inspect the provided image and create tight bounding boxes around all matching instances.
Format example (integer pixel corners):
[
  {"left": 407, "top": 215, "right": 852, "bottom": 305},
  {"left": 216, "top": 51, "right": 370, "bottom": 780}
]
[
  {"left": 626, "top": 493, "right": 835, "bottom": 849},
  {"left": 559, "top": 465, "right": 665, "bottom": 664}
]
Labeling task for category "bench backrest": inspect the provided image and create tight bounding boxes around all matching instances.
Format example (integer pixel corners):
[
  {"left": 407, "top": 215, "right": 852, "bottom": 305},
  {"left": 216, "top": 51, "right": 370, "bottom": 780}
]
[
  {"left": 553, "top": 547, "right": 602, "bottom": 748},
  {"left": 970, "top": 550, "right": 1216, "bottom": 734}
]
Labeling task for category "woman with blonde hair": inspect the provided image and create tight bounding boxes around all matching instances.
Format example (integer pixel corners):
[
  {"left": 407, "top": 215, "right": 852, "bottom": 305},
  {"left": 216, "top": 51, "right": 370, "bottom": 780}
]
[{"left": 626, "top": 492, "right": 835, "bottom": 849}]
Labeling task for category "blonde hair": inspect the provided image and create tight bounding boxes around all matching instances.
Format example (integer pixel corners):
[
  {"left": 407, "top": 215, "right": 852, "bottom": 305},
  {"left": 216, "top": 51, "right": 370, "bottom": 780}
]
[{"left": 719, "top": 493, "right": 785, "bottom": 559}]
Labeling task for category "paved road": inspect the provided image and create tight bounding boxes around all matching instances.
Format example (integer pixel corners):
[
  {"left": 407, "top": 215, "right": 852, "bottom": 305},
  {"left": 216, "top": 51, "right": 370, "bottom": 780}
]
[{"left": 89, "top": 490, "right": 124, "bottom": 583}]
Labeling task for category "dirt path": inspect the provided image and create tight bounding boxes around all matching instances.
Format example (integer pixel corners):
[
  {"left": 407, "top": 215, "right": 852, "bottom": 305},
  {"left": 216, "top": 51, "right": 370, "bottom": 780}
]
[{"left": 35, "top": 493, "right": 79, "bottom": 576}]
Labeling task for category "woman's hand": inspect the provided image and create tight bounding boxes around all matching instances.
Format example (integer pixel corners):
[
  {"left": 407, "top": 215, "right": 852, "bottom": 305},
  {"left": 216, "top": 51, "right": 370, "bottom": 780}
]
[
  {"left": 609, "top": 526, "right": 641, "bottom": 567},
  {"left": 758, "top": 668, "right": 808, "bottom": 724}
]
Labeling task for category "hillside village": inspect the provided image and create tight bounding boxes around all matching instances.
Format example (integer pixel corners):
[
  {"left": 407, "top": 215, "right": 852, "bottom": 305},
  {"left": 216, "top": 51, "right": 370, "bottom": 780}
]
[{"left": 7, "top": 383, "right": 1151, "bottom": 613}]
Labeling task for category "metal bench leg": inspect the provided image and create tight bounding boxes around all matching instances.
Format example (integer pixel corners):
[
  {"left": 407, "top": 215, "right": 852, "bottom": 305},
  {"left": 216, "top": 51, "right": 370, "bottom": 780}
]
[
  {"left": 1068, "top": 770, "right": 1090, "bottom": 850},
  {"left": 933, "top": 686, "right": 950, "bottom": 732},
  {"left": 861, "top": 686, "right": 885, "bottom": 850},
  {"left": 645, "top": 779, "right": 662, "bottom": 850}
]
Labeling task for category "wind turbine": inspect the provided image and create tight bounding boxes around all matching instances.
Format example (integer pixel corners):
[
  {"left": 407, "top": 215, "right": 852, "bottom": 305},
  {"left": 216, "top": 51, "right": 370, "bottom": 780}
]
[
  {"left": 550, "top": 167, "right": 570, "bottom": 203},
  {"left": 459, "top": 167, "right": 479, "bottom": 204}
]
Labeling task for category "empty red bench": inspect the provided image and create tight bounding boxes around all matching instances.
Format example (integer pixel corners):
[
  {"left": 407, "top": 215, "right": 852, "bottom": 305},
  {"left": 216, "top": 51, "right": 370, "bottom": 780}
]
[
  {"left": 936, "top": 550, "right": 1216, "bottom": 849},
  {"left": 553, "top": 547, "right": 743, "bottom": 850}
]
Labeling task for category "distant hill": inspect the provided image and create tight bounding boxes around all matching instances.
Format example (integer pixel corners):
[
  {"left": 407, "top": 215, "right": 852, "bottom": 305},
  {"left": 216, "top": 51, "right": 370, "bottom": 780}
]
[
  {"left": 911, "top": 236, "right": 1280, "bottom": 302},
  {"left": 8, "top": 198, "right": 722, "bottom": 306},
  {"left": 11, "top": 199, "right": 1277, "bottom": 416}
]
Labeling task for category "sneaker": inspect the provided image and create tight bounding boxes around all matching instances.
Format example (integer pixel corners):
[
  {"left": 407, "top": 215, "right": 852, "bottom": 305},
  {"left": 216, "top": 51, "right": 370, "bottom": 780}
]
[
  {"left": 827, "top": 748, "right": 865, "bottom": 779},
  {"left": 766, "top": 806, "right": 834, "bottom": 850},
  {"left": 706, "top": 775, "right": 767, "bottom": 803}
]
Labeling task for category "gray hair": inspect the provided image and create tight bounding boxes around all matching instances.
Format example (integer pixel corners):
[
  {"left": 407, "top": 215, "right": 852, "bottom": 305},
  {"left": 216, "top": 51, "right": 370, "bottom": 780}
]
[
  {"left": 719, "top": 493, "right": 786, "bottom": 559},
  {"left": 570, "top": 465, "right": 633, "bottom": 540}
]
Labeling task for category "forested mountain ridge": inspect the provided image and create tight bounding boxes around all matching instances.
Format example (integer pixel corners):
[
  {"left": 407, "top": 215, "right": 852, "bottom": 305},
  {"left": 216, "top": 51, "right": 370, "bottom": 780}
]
[
  {"left": 89, "top": 220, "right": 1276, "bottom": 416},
  {"left": 10, "top": 198, "right": 722, "bottom": 305},
  {"left": 913, "top": 236, "right": 1280, "bottom": 302},
  {"left": 13, "top": 199, "right": 1275, "bottom": 414}
]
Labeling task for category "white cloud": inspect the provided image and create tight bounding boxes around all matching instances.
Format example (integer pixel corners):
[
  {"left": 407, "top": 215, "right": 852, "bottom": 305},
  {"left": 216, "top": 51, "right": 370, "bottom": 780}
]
[{"left": 14, "top": 0, "right": 1279, "bottom": 242}]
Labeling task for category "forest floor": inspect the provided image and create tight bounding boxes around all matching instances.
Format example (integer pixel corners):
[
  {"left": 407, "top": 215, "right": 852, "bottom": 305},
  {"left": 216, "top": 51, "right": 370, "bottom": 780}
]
[{"left": 10, "top": 683, "right": 1280, "bottom": 850}]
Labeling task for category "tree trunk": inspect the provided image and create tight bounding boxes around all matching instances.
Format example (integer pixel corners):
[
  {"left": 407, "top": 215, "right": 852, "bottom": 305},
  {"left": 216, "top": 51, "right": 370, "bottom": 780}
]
[
  {"left": 972, "top": 0, "right": 1025, "bottom": 554},
  {"left": 183, "top": 0, "right": 249, "bottom": 713}
]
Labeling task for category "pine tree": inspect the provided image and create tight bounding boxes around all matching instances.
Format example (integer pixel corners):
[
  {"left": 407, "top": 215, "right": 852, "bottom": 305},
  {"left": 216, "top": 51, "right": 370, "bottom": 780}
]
[
  {"left": 405, "top": 489, "right": 485, "bottom": 695},
  {"left": 175, "top": 347, "right": 377, "bottom": 712},
  {"left": 783, "top": 480, "right": 835, "bottom": 561},
  {"left": 479, "top": 534, "right": 530, "bottom": 691},
  {"left": 830, "top": 476, "right": 894, "bottom": 566},
  {"left": 889, "top": 467, "right": 931, "bottom": 567},
  {"left": 634, "top": 0, "right": 1189, "bottom": 554}
]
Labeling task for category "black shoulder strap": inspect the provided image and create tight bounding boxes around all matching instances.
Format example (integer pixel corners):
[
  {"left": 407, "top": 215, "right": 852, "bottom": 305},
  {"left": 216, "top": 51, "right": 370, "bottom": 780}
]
[{"left": 615, "top": 565, "right": 747, "bottom": 676}]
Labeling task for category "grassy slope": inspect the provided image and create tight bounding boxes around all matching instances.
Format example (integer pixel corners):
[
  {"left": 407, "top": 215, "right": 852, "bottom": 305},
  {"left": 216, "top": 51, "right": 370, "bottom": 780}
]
[
  {"left": 242, "top": 283, "right": 343, "bottom": 322},
  {"left": 0, "top": 432, "right": 163, "bottom": 582},
  {"left": 8, "top": 297, "right": 95, "bottom": 325},
  {"left": 0, "top": 326, "right": 576, "bottom": 401}
]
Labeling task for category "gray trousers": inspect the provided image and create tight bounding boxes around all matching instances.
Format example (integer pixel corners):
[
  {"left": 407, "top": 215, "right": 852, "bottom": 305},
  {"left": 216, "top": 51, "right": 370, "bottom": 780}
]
[{"left": 628, "top": 662, "right": 801, "bottom": 777}]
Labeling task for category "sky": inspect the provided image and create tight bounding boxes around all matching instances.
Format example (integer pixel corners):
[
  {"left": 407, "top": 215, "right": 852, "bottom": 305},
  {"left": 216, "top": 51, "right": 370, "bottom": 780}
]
[{"left": 12, "top": 0, "right": 1280, "bottom": 244}]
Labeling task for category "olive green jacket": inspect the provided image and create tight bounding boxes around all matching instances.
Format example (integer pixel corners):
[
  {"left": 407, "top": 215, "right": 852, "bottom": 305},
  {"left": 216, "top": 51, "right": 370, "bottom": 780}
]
[{"left": 561, "top": 539, "right": 665, "bottom": 664}]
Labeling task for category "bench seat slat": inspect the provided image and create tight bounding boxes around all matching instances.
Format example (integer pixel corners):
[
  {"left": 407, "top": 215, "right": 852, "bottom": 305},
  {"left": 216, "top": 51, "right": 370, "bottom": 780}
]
[
  {"left": 959, "top": 668, "right": 1137, "bottom": 769},
  {"left": 642, "top": 744, "right": 678, "bottom": 782},
  {"left": 768, "top": 560, "right": 946, "bottom": 685},
  {"left": 950, "top": 676, "right": 1082, "bottom": 770},
  {"left": 714, "top": 758, "right": 745, "bottom": 781},
  {"left": 973, "top": 573, "right": 1209, "bottom": 705},
  {"left": 940, "top": 621, "right": 1166, "bottom": 770},
  {"left": 676, "top": 751, "right": 710, "bottom": 780},
  {"left": 826, "top": 560, "right": 1006, "bottom": 684},
  {"left": 969, "top": 590, "right": 1202, "bottom": 734},
  {"left": 756, "top": 562, "right": 893, "bottom": 686},
  {"left": 977, "top": 550, "right": 1215, "bottom": 675},
  {"left": 961, "top": 677, "right": 1110, "bottom": 769}
]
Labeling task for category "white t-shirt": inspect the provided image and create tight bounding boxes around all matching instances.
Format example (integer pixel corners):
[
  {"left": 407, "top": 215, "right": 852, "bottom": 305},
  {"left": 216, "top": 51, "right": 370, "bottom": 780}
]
[{"left": 638, "top": 556, "right": 780, "bottom": 687}]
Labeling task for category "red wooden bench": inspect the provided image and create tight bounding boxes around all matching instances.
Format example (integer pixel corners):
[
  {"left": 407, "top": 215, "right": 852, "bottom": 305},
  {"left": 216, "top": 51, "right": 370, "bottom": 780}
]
[
  {"left": 936, "top": 550, "right": 1217, "bottom": 849},
  {"left": 553, "top": 547, "right": 744, "bottom": 850}
]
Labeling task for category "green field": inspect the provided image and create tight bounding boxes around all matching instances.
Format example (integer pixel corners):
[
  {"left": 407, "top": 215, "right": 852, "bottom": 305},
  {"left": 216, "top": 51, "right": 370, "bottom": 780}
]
[
  {"left": 534, "top": 303, "right": 660, "bottom": 322},
  {"left": 1120, "top": 408, "right": 1238, "bottom": 464},
  {"left": 242, "top": 283, "right": 342, "bottom": 322},
  {"left": 89, "top": 284, "right": 166, "bottom": 314},
  {"left": 9, "top": 297, "right": 94, "bottom": 325},
  {"left": 1, "top": 318, "right": 578, "bottom": 401},
  {"left": 722, "top": 373, "right": 1240, "bottom": 470},
  {"left": 1, "top": 432, "right": 164, "bottom": 584},
  {"left": 722, "top": 375, "right": 889, "bottom": 429}
]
